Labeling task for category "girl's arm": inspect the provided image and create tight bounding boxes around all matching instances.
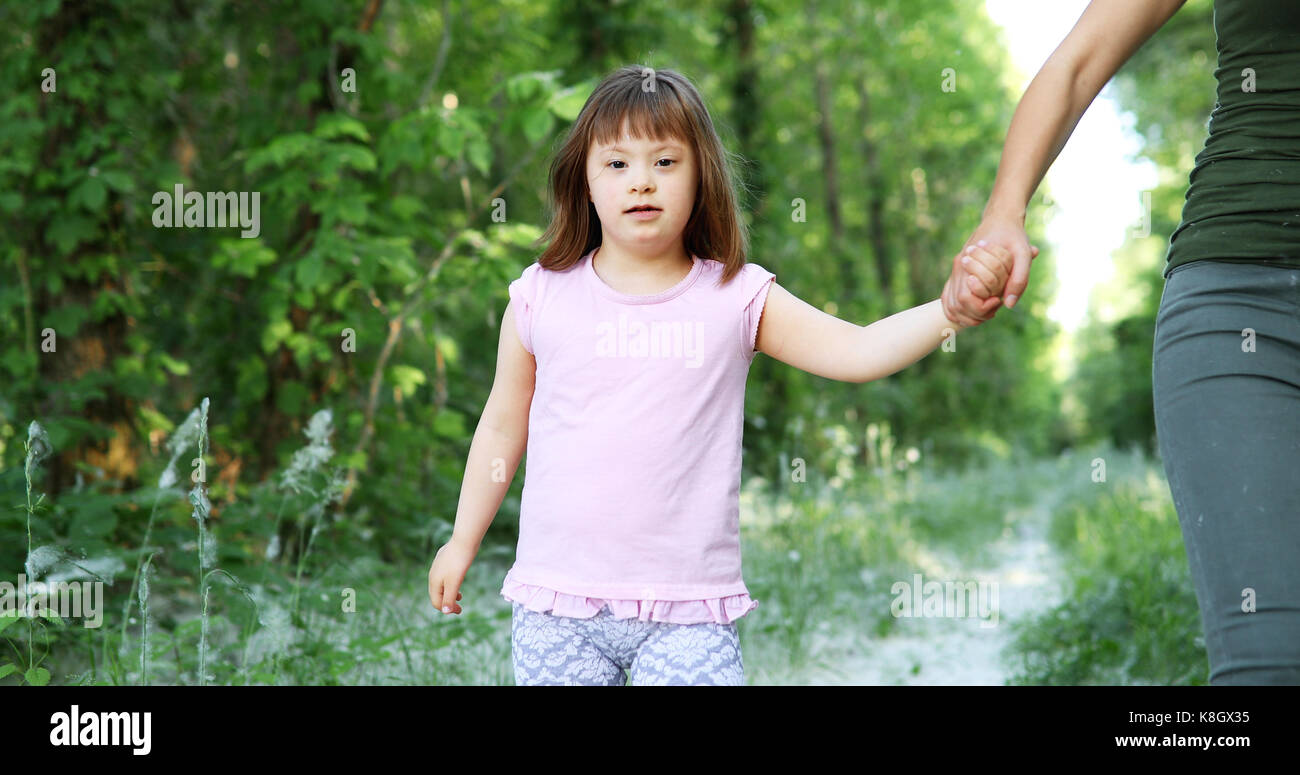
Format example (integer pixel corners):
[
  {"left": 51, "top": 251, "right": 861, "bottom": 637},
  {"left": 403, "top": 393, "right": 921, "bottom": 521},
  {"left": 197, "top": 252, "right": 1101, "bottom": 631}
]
[
  {"left": 447, "top": 300, "right": 535, "bottom": 552},
  {"left": 945, "top": 0, "right": 1189, "bottom": 324},
  {"left": 755, "top": 245, "right": 1008, "bottom": 383},
  {"left": 430, "top": 300, "right": 534, "bottom": 614}
]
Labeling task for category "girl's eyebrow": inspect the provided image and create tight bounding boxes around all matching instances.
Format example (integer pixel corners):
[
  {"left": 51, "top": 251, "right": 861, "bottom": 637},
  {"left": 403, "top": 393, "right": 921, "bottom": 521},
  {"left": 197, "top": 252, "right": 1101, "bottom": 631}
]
[{"left": 602, "top": 143, "right": 682, "bottom": 153}]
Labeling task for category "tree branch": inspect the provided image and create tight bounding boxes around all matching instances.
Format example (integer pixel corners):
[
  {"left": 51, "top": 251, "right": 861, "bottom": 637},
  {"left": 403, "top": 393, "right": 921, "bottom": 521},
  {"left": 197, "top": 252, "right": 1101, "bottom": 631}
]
[{"left": 338, "top": 136, "right": 544, "bottom": 509}]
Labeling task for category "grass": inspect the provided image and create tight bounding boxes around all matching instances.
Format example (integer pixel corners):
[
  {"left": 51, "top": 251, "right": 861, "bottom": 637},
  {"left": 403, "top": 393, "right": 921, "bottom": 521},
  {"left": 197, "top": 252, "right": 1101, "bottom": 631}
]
[
  {"left": 2, "top": 408, "right": 1208, "bottom": 686},
  {"left": 737, "top": 440, "right": 1206, "bottom": 684},
  {"left": 1004, "top": 446, "right": 1208, "bottom": 685},
  {"left": 735, "top": 436, "right": 1040, "bottom": 682}
]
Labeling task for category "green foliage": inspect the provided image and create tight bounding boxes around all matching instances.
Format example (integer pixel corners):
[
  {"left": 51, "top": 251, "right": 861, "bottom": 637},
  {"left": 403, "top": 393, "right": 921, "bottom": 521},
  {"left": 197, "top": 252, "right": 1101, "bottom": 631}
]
[
  {"left": 728, "top": 0, "right": 1064, "bottom": 465},
  {"left": 1006, "top": 445, "right": 1208, "bottom": 685},
  {"left": 0, "top": 0, "right": 1188, "bottom": 686}
]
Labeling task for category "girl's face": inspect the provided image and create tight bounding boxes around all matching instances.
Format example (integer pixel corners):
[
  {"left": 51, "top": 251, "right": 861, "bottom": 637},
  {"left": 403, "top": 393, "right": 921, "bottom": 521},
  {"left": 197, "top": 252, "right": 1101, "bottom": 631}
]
[{"left": 586, "top": 124, "right": 697, "bottom": 257}]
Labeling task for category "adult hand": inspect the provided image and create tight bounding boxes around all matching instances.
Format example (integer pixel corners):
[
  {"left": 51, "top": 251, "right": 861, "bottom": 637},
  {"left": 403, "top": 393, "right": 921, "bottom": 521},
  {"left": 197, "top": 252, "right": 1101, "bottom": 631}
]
[{"left": 941, "top": 215, "right": 1040, "bottom": 328}]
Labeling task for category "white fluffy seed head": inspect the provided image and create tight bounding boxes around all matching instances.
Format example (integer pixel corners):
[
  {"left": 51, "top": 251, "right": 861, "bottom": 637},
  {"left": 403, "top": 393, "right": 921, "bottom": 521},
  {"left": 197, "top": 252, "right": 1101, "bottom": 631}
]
[{"left": 25, "top": 421, "right": 52, "bottom": 470}]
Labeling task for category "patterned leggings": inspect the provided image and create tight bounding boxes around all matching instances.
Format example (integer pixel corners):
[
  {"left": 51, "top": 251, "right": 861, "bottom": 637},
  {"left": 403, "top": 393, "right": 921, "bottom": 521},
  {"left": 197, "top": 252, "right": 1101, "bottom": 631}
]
[{"left": 510, "top": 602, "right": 745, "bottom": 685}]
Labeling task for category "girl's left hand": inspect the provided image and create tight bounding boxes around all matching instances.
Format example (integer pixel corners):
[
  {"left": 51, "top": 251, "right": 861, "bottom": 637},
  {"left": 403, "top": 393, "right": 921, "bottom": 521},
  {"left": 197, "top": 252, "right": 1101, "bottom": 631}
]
[
  {"left": 960, "top": 242, "right": 1014, "bottom": 299},
  {"left": 942, "top": 216, "right": 1040, "bottom": 327}
]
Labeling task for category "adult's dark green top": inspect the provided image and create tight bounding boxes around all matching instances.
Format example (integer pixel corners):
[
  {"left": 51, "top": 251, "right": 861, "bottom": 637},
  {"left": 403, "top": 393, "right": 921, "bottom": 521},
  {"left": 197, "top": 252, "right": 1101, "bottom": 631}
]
[{"left": 1164, "top": 0, "right": 1300, "bottom": 276}]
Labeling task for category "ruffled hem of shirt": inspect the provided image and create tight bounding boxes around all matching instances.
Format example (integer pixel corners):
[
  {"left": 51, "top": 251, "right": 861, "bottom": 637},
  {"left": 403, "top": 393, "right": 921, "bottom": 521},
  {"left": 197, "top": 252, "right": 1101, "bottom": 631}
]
[{"left": 501, "top": 578, "right": 759, "bottom": 625}]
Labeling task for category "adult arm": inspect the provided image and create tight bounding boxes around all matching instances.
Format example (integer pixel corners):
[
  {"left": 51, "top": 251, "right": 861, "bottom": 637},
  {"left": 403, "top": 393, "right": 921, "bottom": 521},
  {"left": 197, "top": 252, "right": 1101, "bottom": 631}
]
[{"left": 942, "top": 0, "right": 1189, "bottom": 327}]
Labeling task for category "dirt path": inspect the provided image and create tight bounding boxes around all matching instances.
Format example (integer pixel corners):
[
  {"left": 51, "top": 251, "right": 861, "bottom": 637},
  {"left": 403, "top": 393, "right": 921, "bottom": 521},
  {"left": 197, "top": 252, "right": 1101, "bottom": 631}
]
[{"left": 772, "top": 497, "right": 1066, "bottom": 685}]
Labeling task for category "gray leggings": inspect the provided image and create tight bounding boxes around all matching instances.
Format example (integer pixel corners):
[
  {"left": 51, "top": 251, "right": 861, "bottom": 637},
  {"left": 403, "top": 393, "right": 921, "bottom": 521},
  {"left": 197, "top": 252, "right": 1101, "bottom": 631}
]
[
  {"left": 510, "top": 602, "right": 744, "bottom": 685},
  {"left": 1152, "top": 259, "right": 1300, "bottom": 685}
]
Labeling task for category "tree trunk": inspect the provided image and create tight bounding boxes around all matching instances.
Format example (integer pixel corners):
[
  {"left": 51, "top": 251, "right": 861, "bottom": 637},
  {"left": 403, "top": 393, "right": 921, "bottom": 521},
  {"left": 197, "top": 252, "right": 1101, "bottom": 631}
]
[{"left": 856, "top": 77, "right": 892, "bottom": 302}]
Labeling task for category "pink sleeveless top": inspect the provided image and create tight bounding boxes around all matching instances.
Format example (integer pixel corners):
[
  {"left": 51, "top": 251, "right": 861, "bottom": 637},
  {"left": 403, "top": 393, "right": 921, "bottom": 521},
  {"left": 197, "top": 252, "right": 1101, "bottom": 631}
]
[{"left": 499, "top": 247, "right": 776, "bottom": 624}]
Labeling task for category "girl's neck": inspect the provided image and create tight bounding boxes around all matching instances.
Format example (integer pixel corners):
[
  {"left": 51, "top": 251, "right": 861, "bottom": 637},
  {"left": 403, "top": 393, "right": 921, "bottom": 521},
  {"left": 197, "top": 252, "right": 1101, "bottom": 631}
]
[{"left": 591, "top": 244, "right": 693, "bottom": 295}]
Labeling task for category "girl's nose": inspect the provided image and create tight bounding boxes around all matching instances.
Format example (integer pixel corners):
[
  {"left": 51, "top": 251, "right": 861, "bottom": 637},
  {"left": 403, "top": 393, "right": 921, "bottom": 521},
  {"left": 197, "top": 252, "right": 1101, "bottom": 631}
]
[{"left": 632, "top": 168, "right": 654, "bottom": 192}]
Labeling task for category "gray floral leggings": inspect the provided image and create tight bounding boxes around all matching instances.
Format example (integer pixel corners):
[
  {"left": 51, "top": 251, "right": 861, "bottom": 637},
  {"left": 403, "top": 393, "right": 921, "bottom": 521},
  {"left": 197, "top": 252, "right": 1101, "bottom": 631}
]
[{"left": 510, "top": 602, "right": 745, "bottom": 685}]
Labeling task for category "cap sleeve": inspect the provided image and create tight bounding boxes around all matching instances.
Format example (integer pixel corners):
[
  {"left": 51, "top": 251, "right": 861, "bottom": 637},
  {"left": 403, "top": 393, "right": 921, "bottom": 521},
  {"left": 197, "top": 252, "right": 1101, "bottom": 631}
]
[
  {"left": 740, "top": 262, "right": 776, "bottom": 361},
  {"left": 507, "top": 262, "right": 541, "bottom": 355}
]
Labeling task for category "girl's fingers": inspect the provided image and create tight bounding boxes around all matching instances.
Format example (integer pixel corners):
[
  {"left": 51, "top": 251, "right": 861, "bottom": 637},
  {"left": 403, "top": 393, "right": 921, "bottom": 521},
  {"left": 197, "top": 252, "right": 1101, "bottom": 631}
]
[
  {"left": 966, "top": 273, "right": 993, "bottom": 298},
  {"left": 943, "top": 279, "right": 982, "bottom": 327},
  {"left": 953, "top": 284, "right": 991, "bottom": 324},
  {"left": 948, "top": 267, "right": 1000, "bottom": 324},
  {"left": 961, "top": 255, "right": 997, "bottom": 296},
  {"left": 970, "top": 243, "right": 1013, "bottom": 276},
  {"left": 965, "top": 245, "right": 1012, "bottom": 287}
]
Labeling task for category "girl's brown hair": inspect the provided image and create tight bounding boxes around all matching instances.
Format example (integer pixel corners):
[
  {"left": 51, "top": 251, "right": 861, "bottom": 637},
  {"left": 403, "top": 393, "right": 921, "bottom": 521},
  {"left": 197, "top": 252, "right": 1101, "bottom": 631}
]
[{"left": 534, "top": 65, "right": 751, "bottom": 286}]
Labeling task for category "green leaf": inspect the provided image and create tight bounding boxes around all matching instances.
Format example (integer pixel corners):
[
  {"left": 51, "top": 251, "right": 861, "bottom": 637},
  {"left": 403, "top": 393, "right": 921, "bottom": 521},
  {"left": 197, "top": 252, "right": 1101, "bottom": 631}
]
[
  {"left": 0, "top": 663, "right": 16, "bottom": 679},
  {"left": 436, "top": 120, "right": 464, "bottom": 159},
  {"left": 246, "top": 132, "right": 317, "bottom": 173},
  {"left": 158, "top": 352, "right": 190, "bottom": 376},
  {"left": 295, "top": 254, "right": 324, "bottom": 288},
  {"left": 26, "top": 667, "right": 51, "bottom": 686},
  {"left": 433, "top": 410, "right": 466, "bottom": 438},
  {"left": 82, "top": 176, "right": 106, "bottom": 210},
  {"left": 521, "top": 107, "right": 554, "bottom": 145},
  {"left": 138, "top": 405, "right": 175, "bottom": 434},
  {"left": 548, "top": 82, "right": 592, "bottom": 122},
  {"left": 236, "top": 354, "right": 268, "bottom": 402},
  {"left": 388, "top": 195, "right": 424, "bottom": 221},
  {"left": 432, "top": 333, "right": 459, "bottom": 364},
  {"left": 321, "top": 194, "right": 370, "bottom": 226},
  {"left": 337, "top": 449, "right": 366, "bottom": 470},
  {"left": 389, "top": 364, "right": 426, "bottom": 395},
  {"left": 506, "top": 73, "right": 541, "bottom": 102},
  {"left": 214, "top": 239, "right": 277, "bottom": 278},
  {"left": 334, "top": 145, "right": 377, "bottom": 172},
  {"left": 0, "top": 612, "right": 19, "bottom": 635},
  {"left": 48, "top": 216, "right": 97, "bottom": 255},
  {"left": 262, "top": 317, "right": 293, "bottom": 353},
  {"left": 101, "top": 171, "right": 134, "bottom": 193},
  {"left": 314, "top": 114, "right": 371, "bottom": 143},
  {"left": 467, "top": 136, "right": 491, "bottom": 177},
  {"left": 72, "top": 176, "right": 107, "bottom": 212}
]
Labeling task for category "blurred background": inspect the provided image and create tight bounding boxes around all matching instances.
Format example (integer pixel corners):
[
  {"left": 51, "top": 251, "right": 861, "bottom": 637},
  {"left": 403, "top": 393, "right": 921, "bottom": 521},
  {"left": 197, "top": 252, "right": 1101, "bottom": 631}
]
[{"left": 0, "top": 0, "right": 1215, "bottom": 685}]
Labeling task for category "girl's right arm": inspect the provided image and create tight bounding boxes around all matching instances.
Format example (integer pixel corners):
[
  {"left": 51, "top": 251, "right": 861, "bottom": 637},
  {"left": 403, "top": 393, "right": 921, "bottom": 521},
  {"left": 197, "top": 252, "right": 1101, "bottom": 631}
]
[
  {"left": 943, "top": 0, "right": 1188, "bottom": 326},
  {"left": 428, "top": 299, "right": 535, "bottom": 614}
]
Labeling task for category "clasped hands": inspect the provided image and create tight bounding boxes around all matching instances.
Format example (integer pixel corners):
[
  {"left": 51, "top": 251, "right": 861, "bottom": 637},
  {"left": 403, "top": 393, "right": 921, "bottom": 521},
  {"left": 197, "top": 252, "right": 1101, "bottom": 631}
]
[{"left": 941, "top": 216, "right": 1040, "bottom": 329}]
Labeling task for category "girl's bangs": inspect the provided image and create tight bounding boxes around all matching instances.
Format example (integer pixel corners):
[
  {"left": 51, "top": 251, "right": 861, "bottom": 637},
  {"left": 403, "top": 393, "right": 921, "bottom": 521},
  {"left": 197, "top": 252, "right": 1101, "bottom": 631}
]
[{"left": 587, "top": 83, "right": 695, "bottom": 151}]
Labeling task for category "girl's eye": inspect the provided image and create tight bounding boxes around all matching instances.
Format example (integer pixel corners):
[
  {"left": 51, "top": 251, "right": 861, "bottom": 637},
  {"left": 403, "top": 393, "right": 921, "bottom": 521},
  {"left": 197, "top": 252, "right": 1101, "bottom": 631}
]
[{"left": 607, "top": 159, "right": 675, "bottom": 169}]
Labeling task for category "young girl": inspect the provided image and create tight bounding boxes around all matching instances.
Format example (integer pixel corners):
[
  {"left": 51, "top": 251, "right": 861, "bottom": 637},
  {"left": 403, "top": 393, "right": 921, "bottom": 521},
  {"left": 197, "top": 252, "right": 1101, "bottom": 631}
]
[{"left": 427, "top": 65, "right": 1014, "bottom": 686}]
